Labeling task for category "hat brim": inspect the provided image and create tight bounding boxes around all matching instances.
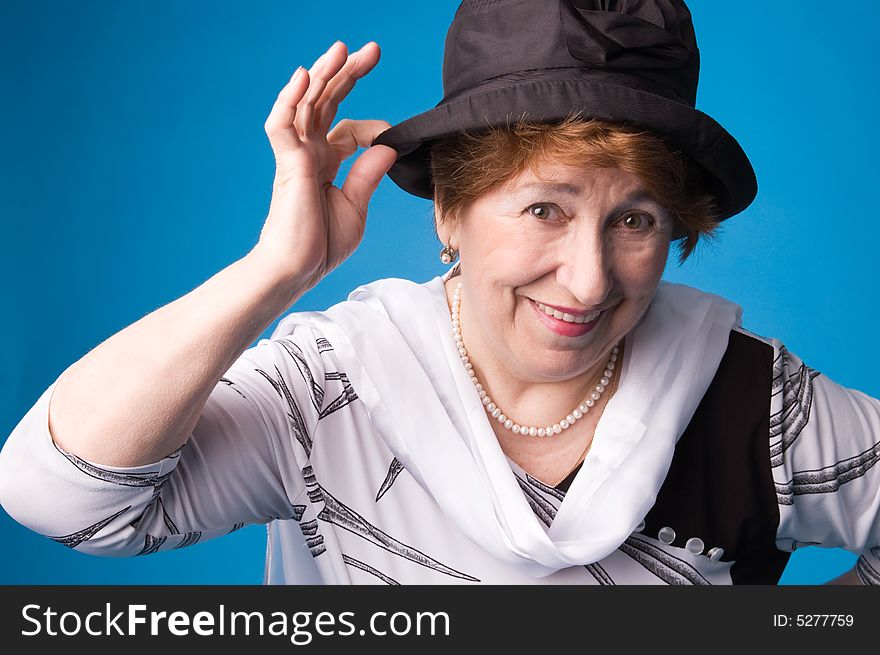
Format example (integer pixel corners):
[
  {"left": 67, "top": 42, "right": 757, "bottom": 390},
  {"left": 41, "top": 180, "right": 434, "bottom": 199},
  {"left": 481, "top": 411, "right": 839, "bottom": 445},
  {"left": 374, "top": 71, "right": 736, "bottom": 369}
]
[{"left": 371, "top": 71, "right": 757, "bottom": 226}]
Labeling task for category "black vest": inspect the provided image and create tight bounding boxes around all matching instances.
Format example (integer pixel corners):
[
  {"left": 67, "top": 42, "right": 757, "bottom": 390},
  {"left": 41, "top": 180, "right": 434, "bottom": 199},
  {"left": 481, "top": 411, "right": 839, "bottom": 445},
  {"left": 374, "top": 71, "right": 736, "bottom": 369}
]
[{"left": 555, "top": 329, "right": 790, "bottom": 584}]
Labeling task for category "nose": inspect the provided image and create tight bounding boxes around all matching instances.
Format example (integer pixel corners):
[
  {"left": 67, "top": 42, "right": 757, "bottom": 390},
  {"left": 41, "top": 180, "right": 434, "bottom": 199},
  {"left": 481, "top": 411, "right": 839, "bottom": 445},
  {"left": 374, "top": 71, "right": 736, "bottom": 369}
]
[{"left": 555, "top": 228, "right": 613, "bottom": 309}]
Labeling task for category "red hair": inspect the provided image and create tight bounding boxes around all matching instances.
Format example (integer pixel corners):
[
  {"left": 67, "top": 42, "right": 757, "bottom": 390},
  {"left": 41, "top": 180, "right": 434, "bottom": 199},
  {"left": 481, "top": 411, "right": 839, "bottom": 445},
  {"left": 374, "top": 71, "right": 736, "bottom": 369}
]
[{"left": 428, "top": 111, "right": 720, "bottom": 263}]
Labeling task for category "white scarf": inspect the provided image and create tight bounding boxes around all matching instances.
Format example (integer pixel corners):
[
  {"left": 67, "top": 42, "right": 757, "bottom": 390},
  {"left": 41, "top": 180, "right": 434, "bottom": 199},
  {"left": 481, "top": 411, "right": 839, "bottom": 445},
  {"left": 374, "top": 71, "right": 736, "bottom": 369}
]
[{"left": 275, "top": 267, "right": 741, "bottom": 578}]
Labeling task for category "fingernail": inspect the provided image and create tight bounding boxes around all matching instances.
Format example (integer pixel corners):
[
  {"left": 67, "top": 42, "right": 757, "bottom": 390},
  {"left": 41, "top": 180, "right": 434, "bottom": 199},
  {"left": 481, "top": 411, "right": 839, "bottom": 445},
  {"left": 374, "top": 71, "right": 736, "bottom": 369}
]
[{"left": 292, "top": 66, "right": 303, "bottom": 80}]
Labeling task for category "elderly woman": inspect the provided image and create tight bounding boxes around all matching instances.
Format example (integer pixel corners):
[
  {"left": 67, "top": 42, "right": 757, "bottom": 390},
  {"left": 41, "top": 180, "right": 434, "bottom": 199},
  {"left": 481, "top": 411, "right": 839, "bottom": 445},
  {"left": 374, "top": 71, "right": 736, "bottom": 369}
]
[{"left": 0, "top": 0, "right": 878, "bottom": 585}]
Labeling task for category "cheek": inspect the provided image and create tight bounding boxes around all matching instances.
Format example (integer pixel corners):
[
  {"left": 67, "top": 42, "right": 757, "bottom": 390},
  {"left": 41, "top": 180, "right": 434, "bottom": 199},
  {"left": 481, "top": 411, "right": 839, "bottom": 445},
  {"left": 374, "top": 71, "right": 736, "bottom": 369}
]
[
  {"left": 614, "top": 241, "right": 668, "bottom": 295},
  {"left": 473, "top": 230, "right": 546, "bottom": 283}
]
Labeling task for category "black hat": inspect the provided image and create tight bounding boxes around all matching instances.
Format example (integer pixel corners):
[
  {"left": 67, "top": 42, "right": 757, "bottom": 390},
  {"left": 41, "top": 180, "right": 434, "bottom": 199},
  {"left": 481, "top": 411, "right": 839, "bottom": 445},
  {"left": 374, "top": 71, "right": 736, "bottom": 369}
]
[{"left": 372, "top": 0, "right": 757, "bottom": 224}]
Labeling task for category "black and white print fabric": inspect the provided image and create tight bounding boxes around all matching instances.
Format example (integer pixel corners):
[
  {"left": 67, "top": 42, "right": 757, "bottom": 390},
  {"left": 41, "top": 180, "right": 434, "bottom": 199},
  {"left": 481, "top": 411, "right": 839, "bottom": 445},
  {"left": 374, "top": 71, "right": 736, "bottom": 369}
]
[
  {"left": 758, "top": 333, "right": 880, "bottom": 581},
  {"left": 0, "top": 276, "right": 878, "bottom": 584}
]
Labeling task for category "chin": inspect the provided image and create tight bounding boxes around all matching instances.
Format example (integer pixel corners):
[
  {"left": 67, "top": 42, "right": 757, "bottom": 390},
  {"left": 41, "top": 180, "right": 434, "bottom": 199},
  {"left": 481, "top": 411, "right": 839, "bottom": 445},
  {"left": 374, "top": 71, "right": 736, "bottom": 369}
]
[{"left": 522, "top": 348, "right": 588, "bottom": 379}]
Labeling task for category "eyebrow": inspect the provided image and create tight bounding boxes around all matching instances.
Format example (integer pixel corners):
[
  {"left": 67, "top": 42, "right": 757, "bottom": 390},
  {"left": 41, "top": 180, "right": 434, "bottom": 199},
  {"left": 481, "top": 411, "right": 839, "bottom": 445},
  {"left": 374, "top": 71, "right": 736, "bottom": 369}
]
[
  {"left": 516, "top": 182, "right": 658, "bottom": 208},
  {"left": 516, "top": 181, "right": 583, "bottom": 196}
]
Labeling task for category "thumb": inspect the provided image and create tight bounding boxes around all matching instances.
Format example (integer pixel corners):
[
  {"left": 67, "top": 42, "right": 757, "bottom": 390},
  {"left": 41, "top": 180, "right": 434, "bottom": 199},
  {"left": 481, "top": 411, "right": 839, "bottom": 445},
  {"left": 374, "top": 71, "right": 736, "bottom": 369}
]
[{"left": 340, "top": 144, "right": 398, "bottom": 218}]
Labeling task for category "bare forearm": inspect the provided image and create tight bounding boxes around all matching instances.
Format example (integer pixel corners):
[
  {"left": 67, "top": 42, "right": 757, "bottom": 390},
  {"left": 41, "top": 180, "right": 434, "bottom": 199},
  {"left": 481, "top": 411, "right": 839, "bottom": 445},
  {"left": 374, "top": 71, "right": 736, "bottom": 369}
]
[
  {"left": 48, "top": 251, "right": 305, "bottom": 467},
  {"left": 41, "top": 39, "right": 392, "bottom": 469}
]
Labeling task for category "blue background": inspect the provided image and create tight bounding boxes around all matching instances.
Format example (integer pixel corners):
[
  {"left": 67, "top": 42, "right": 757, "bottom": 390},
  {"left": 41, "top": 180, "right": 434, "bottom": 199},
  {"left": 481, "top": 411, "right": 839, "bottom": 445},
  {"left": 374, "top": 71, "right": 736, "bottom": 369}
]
[{"left": 1, "top": 0, "right": 877, "bottom": 584}]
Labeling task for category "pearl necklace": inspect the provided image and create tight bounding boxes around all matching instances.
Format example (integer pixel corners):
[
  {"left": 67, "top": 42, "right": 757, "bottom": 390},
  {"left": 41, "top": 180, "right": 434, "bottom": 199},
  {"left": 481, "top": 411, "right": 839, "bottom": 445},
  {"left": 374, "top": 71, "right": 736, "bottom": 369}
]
[{"left": 451, "top": 280, "right": 619, "bottom": 437}]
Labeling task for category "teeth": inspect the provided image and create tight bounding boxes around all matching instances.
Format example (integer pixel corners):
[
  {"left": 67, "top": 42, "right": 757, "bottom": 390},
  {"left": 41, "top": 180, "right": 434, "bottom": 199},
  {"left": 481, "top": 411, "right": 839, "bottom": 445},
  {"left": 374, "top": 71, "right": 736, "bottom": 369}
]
[{"left": 535, "top": 301, "right": 601, "bottom": 324}]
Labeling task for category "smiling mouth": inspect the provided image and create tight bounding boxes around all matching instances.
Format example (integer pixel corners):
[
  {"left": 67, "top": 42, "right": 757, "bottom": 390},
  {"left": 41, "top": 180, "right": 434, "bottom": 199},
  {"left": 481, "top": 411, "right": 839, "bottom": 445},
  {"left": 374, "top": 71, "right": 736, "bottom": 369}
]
[{"left": 533, "top": 301, "right": 602, "bottom": 324}]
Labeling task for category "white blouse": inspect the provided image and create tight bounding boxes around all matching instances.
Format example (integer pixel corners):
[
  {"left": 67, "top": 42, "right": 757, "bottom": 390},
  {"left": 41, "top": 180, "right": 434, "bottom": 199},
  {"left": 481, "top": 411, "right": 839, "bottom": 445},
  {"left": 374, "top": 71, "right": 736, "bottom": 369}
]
[{"left": 1, "top": 266, "right": 878, "bottom": 584}]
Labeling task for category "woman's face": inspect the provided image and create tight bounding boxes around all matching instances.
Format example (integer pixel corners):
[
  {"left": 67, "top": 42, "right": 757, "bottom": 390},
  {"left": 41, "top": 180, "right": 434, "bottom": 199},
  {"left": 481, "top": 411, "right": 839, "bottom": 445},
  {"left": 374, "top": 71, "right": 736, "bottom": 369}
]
[{"left": 442, "top": 159, "right": 674, "bottom": 386}]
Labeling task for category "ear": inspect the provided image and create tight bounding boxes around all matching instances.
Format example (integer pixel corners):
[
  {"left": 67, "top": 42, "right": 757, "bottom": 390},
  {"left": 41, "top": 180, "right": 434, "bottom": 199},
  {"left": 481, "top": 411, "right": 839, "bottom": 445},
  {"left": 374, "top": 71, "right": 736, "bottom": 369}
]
[{"left": 433, "top": 201, "right": 461, "bottom": 250}]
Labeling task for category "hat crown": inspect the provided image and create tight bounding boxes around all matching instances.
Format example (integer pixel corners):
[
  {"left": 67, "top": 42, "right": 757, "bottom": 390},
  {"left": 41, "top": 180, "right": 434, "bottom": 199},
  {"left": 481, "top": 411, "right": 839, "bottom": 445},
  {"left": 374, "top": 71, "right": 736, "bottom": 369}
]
[
  {"left": 442, "top": 0, "right": 700, "bottom": 106},
  {"left": 373, "top": 0, "right": 757, "bottom": 222}
]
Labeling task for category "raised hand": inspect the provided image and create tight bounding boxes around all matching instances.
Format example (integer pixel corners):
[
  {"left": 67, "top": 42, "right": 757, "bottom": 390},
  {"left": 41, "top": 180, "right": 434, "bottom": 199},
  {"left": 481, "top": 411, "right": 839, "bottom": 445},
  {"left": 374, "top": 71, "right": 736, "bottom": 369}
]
[{"left": 254, "top": 41, "right": 397, "bottom": 291}]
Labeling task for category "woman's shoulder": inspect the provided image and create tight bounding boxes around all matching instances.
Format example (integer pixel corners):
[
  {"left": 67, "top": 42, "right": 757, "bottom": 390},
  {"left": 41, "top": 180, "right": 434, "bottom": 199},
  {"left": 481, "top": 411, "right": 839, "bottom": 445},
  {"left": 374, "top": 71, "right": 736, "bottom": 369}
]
[
  {"left": 730, "top": 324, "right": 781, "bottom": 355},
  {"left": 655, "top": 281, "right": 787, "bottom": 352},
  {"left": 729, "top": 324, "right": 779, "bottom": 349},
  {"left": 728, "top": 323, "right": 809, "bottom": 383},
  {"left": 265, "top": 272, "right": 450, "bottom": 359}
]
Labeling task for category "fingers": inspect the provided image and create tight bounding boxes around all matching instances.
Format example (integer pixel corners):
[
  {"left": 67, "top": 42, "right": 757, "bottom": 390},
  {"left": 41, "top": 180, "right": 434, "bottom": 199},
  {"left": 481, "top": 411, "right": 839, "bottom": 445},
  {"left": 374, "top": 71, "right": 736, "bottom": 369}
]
[
  {"left": 264, "top": 66, "right": 310, "bottom": 150},
  {"left": 296, "top": 41, "right": 349, "bottom": 137},
  {"left": 315, "top": 42, "right": 381, "bottom": 135},
  {"left": 326, "top": 118, "right": 392, "bottom": 160},
  {"left": 334, "top": 120, "right": 396, "bottom": 218},
  {"left": 265, "top": 40, "right": 381, "bottom": 152},
  {"left": 342, "top": 144, "right": 397, "bottom": 219}
]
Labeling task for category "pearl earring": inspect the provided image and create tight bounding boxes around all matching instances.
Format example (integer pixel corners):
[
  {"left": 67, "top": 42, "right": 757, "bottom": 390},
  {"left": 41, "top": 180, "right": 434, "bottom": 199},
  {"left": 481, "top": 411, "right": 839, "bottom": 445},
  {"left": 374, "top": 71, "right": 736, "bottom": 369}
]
[{"left": 439, "top": 242, "right": 458, "bottom": 264}]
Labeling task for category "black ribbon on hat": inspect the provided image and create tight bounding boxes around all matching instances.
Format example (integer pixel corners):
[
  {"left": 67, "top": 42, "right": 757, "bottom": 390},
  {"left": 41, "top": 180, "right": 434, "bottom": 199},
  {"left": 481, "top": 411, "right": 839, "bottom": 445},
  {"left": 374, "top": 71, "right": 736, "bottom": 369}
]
[
  {"left": 442, "top": 0, "right": 701, "bottom": 107},
  {"left": 559, "top": 0, "right": 700, "bottom": 105}
]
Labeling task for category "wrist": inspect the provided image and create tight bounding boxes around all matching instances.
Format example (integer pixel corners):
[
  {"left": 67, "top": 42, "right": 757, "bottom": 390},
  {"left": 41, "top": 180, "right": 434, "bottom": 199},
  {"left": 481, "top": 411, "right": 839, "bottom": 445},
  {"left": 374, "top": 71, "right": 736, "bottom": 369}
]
[{"left": 238, "top": 249, "right": 312, "bottom": 318}]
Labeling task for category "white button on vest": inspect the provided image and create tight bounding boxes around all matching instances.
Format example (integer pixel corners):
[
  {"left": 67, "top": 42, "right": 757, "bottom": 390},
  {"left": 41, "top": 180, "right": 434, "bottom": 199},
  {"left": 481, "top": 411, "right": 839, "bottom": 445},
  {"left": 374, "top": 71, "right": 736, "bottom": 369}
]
[
  {"left": 707, "top": 546, "right": 725, "bottom": 561},
  {"left": 658, "top": 526, "right": 676, "bottom": 544},
  {"left": 685, "top": 537, "right": 704, "bottom": 554}
]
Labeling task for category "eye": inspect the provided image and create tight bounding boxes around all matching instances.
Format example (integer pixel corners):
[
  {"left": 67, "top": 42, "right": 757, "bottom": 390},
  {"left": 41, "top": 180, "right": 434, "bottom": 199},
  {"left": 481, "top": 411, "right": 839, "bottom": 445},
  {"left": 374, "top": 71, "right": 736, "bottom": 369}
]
[
  {"left": 526, "top": 203, "right": 560, "bottom": 221},
  {"left": 617, "top": 213, "right": 654, "bottom": 230}
]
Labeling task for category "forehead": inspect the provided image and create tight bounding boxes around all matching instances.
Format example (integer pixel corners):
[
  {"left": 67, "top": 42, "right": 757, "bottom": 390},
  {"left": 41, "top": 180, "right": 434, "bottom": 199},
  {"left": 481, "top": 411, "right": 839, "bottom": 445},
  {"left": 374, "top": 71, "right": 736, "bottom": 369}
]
[{"left": 502, "top": 160, "right": 651, "bottom": 199}]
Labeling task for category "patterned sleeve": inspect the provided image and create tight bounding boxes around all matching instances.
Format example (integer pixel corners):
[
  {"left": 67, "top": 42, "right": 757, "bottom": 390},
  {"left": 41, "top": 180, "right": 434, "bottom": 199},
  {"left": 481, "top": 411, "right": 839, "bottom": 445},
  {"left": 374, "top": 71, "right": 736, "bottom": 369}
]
[
  {"left": 768, "top": 337, "right": 880, "bottom": 584},
  {"left": 0, "top": 325, "right": 327, "bottom": 557}
]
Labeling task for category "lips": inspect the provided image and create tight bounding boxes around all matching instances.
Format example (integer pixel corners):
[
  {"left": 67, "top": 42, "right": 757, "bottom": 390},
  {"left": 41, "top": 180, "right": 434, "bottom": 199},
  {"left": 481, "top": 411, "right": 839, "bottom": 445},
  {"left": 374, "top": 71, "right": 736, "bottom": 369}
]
[
  {"left": 533, "top": 300, "right": 601, "bottom": 324},
  {"left": 530, "top": 299, "right": 604, "bottom": 337}
]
